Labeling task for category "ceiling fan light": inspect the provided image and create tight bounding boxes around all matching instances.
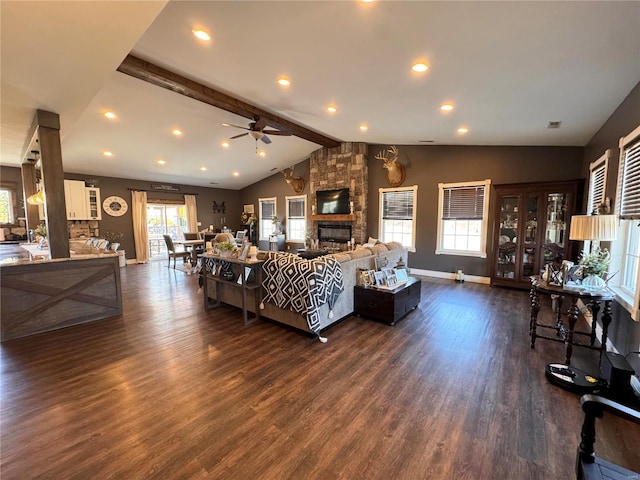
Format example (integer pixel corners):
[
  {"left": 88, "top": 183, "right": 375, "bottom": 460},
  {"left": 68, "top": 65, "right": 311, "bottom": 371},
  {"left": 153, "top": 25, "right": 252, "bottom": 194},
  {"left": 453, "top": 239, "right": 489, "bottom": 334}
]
[{"left": 249, "top": 131, "right": 264, "bottom": 140}]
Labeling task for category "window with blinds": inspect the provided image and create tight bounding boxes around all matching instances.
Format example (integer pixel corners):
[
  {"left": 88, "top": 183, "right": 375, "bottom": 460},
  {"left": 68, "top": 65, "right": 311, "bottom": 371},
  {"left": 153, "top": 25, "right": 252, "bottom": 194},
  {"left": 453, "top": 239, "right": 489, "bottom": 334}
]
[
  {"left": 286, "top": 195, "right": 306, "bottom": 242},
  {"left": 259, "top": 197, "right": 276, "bottom": 240},
  {"left": 617, "top": 137, "right": 640, "bottom": 219},
  {"left": 436, "top": 179, "right": 491, "bottom": 257},
  {"left": 379, "top": 186, "right": 417, "bottom": 251},
  {"left": 587, "top": 151, "right": 609, "bottom": 215},
  {"left": 609, "top": 126, "right": 640, "bottom": 320}
]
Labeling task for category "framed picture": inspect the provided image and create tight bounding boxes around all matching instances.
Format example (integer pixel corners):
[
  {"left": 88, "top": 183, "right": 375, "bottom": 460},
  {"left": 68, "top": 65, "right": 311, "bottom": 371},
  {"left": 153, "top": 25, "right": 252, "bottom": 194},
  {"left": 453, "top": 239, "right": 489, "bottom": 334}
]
[
  {"left": 386, "top": 272, "right": 398, "bottom": 287},
  {"left": 366, "top": 270, "right": 376, "bottom": 286},
  {"left": 395, "top": 268, "right": 408, "bottom": 283},
  {"left": 243, "top": 204, "right": 254, "bottom": 214},
  {"left": 374, "top": 256, "right": 388, "bottom": 271},
  {"left": 238, "top": 243, "right": 251, "bottom": 261},
  {"left": 374, "top": 271, "right": 385, "bottom": 286}
]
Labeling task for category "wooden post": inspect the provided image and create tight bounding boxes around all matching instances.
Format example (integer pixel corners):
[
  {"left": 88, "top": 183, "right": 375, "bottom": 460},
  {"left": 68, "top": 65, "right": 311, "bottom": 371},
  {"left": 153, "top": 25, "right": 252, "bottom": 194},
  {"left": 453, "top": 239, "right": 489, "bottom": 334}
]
[{"left": 21, "top": 162, "right": 40, "bottom": 233}]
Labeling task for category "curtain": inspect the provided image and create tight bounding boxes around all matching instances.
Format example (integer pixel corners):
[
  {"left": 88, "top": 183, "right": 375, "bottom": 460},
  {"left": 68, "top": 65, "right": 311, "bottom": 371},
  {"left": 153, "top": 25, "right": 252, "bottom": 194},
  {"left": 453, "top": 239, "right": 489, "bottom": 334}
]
[
  {"left": 185, "top": 194, "right": 198, "bottom": 233},
  {"left": 131, "top": 191, "right": 149, "bottom": 263}
]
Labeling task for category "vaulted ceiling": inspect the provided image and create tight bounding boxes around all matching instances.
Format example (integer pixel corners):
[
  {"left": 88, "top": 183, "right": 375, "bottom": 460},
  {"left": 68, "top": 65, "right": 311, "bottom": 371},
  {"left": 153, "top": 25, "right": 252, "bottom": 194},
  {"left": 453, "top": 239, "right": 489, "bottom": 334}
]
[{"left": 2, "top": 1, "right": 639, "bottom": 189}]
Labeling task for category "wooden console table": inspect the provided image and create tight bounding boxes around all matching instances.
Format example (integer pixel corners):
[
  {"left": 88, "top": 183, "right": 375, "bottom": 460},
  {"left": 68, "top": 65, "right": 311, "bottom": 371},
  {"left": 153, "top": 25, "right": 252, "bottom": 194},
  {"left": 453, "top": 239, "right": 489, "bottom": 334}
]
[
  {"left": 200, "top": 254, "right": 264, "bottom": 325},
  {"left": 354, "top": 277, "right": 421, "bottom": 325},
  {"left": 529, "top": 276, "right": 614, "bottom": 365}
]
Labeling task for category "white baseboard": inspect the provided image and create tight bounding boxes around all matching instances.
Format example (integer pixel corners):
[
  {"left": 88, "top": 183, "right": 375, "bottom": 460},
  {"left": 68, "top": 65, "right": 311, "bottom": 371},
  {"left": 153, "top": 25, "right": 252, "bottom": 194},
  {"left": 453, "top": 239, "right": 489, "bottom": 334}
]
[{"left": 409, "top": 268, "right": 491, "bottom": 285}]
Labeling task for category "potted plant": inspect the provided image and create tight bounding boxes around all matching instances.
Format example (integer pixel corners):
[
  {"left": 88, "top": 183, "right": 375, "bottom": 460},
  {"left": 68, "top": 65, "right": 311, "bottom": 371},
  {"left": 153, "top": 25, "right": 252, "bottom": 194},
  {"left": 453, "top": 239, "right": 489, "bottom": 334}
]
[
  {"left": 218, "top": 241, "right": 236, "bottom": 257},
  {"left": 104, "top": 231, "right": 123, "bottom": 252},
  {"left": 579, "top": 247, "right": 611, "bottom": 290}
]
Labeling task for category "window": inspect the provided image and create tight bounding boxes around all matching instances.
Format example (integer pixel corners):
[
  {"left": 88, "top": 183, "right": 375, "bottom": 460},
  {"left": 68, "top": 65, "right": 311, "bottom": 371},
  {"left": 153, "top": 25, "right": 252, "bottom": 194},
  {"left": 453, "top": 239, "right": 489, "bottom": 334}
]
[
  {"left": 146, "top": 202, "right": 188, "bottom": 258},
  {"left": 610, "top": 125, "right": 640, "bottom": 319},
  {"left": 0, "top": 182, "right": 18, "bottom": 225},
  {"left": 587, "top": 150, "right": 609, "bottom": 215},
  {"left": 286, "top": 195, "right": 306, "bottom": 242},
  {"left": 436, "top": 179, "right": 491, "bottom": 258},
  {"left": 379, "top": 186, "right": 417, "bottom": 252},
  {"left": 259, "top": 197, "right": 276, "bottom": 240}
]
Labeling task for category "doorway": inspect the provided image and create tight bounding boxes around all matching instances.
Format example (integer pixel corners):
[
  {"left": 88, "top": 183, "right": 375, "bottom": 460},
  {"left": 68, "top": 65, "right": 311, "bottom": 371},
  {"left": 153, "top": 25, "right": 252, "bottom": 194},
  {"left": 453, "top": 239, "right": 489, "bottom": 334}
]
[{"left": 147, "top": 203, "right": 188, "bottom": 259}]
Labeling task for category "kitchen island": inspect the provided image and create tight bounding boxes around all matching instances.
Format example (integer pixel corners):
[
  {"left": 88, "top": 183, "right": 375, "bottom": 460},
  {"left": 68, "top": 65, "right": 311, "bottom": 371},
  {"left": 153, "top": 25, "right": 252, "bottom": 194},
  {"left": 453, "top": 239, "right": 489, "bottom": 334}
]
[{"left": 0, "top": 246, "right": 122, "bottom": 341}]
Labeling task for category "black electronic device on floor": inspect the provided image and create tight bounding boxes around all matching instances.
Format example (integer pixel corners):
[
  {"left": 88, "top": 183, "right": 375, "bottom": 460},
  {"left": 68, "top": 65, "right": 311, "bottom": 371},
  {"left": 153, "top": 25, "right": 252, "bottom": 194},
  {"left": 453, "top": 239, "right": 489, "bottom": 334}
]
[{"left": 544, "top": 363, "right": 608, "bottom": 394}]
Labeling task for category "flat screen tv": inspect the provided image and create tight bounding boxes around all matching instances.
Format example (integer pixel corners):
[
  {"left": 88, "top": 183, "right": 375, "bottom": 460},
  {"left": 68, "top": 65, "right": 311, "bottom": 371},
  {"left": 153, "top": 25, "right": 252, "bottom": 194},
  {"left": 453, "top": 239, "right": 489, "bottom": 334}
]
[{"left": 316, "top": 188, "right": 350, "bottom": 215}]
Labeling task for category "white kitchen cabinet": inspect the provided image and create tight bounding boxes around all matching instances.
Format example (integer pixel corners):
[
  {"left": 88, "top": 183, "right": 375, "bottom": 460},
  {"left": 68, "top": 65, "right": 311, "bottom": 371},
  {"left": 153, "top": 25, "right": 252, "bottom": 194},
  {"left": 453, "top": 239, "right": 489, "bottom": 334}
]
[
  {"left": 64, "top": 180, "right": 87, "bottom": 220},
  {"left": 85, "top": 187, "right": 102, "bottom": 220}
]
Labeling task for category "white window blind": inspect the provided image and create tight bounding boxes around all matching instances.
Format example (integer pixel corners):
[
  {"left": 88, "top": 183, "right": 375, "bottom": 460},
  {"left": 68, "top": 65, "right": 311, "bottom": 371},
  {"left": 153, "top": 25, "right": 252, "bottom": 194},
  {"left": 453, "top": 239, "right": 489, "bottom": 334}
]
[
  {"left": 441, "top": 185, "right": 485, "bottom": 220},
  {"left": 259, "top": 197, "right": 276, "bottom": 240},
  {"left": 382, "top": 190, "right": 414, "bottom": 220},
  {"left": 617, "top": 137, "right": 640, "bottom": 219},
  {"left": 588, "top": 152, "right": 608, "bottom": 215},
  {"left": 379, "top": 186, "right": 418, "bottom": 251},
  {"left": 286, "top": 195, "right": 306, "bottom": 242}
]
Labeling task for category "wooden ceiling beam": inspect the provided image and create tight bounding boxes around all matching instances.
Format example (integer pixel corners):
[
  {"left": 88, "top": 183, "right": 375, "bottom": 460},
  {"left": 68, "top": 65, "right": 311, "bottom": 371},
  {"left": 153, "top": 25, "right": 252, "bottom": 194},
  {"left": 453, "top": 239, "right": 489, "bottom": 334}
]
[{"left": 117, "top": 55, "right": 341, "bottom": 148}]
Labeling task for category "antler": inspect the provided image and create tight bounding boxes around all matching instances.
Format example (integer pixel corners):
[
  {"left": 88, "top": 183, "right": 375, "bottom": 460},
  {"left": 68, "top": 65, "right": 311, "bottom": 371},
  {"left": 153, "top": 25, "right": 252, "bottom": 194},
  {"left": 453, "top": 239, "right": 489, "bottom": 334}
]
[{"left": 374, "top": 146, "right": 398, "bottom": 163}]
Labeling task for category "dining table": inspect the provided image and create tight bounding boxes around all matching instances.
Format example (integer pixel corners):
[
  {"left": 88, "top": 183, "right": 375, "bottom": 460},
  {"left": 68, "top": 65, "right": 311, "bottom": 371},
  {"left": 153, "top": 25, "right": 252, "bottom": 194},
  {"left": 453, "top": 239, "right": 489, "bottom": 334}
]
[{"left": 174, "top": 239, "right": 205, "bottom": 266}]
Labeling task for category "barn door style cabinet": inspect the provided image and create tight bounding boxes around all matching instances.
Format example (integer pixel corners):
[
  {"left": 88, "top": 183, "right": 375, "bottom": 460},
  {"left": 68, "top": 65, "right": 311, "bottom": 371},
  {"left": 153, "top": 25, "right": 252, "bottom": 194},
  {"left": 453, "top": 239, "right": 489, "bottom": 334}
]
[{"left": 491, "top": 180, "right": 581, "bottom": 289}]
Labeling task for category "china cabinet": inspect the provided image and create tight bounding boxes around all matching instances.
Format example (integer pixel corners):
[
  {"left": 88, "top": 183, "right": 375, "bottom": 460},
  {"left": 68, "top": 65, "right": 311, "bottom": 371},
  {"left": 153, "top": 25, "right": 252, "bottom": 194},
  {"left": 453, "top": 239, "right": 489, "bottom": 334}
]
[{"left": 491, "top": 180, "right": 581, "bottom": 289}]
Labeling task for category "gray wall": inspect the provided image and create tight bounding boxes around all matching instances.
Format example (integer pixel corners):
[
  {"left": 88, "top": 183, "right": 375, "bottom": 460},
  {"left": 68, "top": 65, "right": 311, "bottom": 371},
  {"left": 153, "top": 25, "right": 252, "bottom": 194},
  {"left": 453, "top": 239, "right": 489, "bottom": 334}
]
[
  {"left": 581, "top": 81, "right": 640, "bottom": 355},
  {"left": 370, "top": 145, "right": 582, "bottom": 276}
]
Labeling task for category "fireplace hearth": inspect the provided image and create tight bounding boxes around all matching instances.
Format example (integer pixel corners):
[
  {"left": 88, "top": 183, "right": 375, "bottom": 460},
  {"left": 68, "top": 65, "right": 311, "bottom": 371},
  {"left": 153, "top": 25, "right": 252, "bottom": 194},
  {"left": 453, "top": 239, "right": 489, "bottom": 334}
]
[{"left": 318, "top": 224, "right": 352, "bottom": 244}]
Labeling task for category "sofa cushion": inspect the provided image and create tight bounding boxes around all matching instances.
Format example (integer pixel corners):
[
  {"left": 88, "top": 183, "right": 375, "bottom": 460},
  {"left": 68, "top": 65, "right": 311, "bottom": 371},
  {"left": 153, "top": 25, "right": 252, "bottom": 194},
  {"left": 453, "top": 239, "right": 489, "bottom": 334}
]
[
  {"left": 328, "top": 252, "right": 352, "bottom": 263},
  {"left": 383, "top": 241, "right": 403, "bottom": 251},
  {"left": 348, "top": 249, "right": 373, "bottom": 260},
  {"left": 368, "top": 236, "right": 379, "bottom": 245},
  {"left": 370, "top": 243, "right": 389, "bottom": 255}
]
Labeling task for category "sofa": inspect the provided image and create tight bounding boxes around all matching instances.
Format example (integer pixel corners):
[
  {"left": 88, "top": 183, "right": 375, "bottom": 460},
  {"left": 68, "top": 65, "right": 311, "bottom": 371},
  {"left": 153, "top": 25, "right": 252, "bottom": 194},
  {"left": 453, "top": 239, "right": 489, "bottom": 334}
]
[{"left": 203, "top": 242, "right": 408, "bottom": 339}]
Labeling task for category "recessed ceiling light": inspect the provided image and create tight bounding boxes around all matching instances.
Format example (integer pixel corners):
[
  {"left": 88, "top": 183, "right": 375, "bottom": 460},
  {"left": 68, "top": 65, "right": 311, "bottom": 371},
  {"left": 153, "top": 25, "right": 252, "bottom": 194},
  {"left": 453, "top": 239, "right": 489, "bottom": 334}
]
[
  {"left": 102, "top": 151, "right": 113, "bottom": 157},
  {"left": 103, "top": 111, "right": 116, "bottom": 119},
  {"left": 457, "top": 127, "right": 469, "bottom": 134},
  {"left": 172, "top": 129, "right": 182, "bottom": 136},
  {"left": 327, "top": 105, "right": 337, "bottom": 113},
  {"left": 233, "top": 171, "right": 239, "bottom": 176},
  {"left": 221, "top": 141, "right": 230, "bottom": 148},
  {"left": 277, "top": 77, "right": 291, "bottom": 86},
  {"left": 200, "top": 166, "right": 207, "bottom": 171},
  {"left": 359, "top": 124, "right": 368, "bottom": 131},
  {"left": 440, "top": 103, "right": 454, "bottom": 111},
  {"left": 412, "top": 62, "right": 428, "bottom": 73},
  {"left": 157, "top": 159, "right": 166, "bottom": 165},
  {"left": 257, "top": 150, "right": 266, "bottom": 157},
  {"left": 192, "top": 29, "right": 211, "bottom": 41}
]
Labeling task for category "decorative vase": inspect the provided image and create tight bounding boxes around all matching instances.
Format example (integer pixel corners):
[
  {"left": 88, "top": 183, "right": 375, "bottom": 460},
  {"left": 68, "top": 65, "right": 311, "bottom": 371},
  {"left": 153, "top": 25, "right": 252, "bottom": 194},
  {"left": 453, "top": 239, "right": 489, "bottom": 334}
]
[
  {"left": 110, "top": 243, "right": 120, "bottom": 252},
  {"left": 582, "top": 274, "right": 606, "bottom": 291}
]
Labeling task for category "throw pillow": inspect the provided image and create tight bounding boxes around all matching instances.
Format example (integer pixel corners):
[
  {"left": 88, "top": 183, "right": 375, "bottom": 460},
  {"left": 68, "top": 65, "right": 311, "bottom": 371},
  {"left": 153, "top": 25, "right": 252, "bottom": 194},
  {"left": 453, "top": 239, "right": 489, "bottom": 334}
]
[{"left": 368, "top": 236, "right": 379, "bottom": 245}]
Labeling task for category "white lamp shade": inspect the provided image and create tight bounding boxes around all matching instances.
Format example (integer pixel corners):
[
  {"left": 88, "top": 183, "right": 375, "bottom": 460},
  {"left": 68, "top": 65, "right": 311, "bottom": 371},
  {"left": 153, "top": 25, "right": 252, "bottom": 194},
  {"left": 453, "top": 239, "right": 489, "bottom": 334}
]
[{"left": 569, "top": 215, "right": 618, "bottom": 241}]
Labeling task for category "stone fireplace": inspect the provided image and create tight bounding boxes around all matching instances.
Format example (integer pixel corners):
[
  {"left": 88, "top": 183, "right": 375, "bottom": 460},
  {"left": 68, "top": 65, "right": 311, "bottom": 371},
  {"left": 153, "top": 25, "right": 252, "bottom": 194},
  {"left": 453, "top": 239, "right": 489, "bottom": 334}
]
[{"left": 309, "top": 142, "right": 368, "bottom": 244}]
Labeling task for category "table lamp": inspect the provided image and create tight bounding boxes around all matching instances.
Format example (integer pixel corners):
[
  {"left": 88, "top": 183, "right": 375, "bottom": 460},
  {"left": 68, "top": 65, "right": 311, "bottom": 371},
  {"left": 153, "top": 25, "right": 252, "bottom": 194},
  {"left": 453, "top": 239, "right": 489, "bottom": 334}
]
[
  {"left": 569, "top": 214, "right": 618, "bottom": 248},
  {"left": 248, "top": 245, "right": 258, "bottom": 261}
]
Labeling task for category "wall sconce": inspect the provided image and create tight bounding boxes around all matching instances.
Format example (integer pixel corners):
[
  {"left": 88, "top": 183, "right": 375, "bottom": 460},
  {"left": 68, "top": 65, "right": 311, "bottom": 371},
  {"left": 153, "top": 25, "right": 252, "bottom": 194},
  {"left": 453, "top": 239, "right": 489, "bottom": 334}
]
[{"left": 27, "top": 189, "right": 45, "bottom": 205}]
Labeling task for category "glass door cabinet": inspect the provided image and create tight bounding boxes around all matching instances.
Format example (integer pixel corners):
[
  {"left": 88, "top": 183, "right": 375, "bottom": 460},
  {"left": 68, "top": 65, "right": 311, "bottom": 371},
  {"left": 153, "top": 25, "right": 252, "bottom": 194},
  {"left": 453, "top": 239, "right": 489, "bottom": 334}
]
[{"left": 491, "top": 180, "right": 580, "bottom": 289}]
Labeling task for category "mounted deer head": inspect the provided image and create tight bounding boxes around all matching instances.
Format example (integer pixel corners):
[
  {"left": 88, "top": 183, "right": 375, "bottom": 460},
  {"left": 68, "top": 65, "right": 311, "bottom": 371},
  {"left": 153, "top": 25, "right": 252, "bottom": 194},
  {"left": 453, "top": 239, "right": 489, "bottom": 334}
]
[
  {"left": 374, "top": 145, "right": 406, "bottom": 187},
  {"left": 282, "top": 166, "right": 305, "bottom": 194}
]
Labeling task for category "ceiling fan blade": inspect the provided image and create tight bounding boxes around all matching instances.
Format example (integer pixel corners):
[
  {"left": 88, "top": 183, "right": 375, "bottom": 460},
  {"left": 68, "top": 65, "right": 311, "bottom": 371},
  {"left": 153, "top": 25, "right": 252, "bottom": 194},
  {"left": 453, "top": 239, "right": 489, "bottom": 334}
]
[
  {"left": 230, "top": 133, "right": 249, "bottom": 139},
  {"left": 261, "top": 135, "right": 272, "bottom": 144},
  {"left": 254, "top": 116, "right": 268, "bottom": 130},
  {"left": 222, "top": 123, "right": 249, "bottom": 130},
  {"left": 262, "top": 129, "right": 292, "bottom": 136}
]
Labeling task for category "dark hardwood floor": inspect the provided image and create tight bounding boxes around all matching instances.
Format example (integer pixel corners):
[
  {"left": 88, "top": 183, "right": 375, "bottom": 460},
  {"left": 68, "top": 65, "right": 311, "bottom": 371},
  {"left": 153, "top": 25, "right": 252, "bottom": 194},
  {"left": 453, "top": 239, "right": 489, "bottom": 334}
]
[{"left": 1, "top": 262, "right": 638, "bottom": 479}]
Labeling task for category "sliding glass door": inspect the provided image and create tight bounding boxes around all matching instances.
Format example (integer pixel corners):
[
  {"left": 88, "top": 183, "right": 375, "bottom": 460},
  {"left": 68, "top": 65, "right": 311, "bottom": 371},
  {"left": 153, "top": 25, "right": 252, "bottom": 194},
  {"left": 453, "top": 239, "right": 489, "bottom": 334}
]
[{"left": 147, "top": 203, "right": 187, "bottom": 259}]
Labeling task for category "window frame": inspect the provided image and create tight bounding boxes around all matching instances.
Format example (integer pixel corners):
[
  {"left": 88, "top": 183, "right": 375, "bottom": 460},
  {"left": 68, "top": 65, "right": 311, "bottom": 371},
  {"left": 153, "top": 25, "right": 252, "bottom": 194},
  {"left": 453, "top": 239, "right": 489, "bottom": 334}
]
[
  {"left": 0, "top": 181, "right": 19, "bottom": 227},
  {"left": 587, "top": 150, "right": 609, "bottom": 215},
  {"left": 285, "top": 194, "right": 307, "bottom": 243},
  {"left": 378, "top": 185, "right": 418, "bottom": 252},
  {"left": 435, "top": 179, "right": 491, "bottom": 258},
  {"left": 258, "top": 197, "right": 277, "bottom": 241},
  {"left": 610, "top": 124, "right": 640, "bottom": 320}
]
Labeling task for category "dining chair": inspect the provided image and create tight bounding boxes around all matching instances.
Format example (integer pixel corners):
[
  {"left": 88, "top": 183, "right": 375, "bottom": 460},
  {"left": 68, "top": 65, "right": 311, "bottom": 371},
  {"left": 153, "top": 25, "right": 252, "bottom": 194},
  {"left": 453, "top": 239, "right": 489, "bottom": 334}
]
[{"left": 162, "top": 234, "right": 190, "bottom": 269}]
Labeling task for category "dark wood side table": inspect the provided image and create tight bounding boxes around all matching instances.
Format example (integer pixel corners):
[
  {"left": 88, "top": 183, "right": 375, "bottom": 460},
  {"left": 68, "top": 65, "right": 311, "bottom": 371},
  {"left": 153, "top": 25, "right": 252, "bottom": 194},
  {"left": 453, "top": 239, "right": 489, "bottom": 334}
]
[
  {"left": 200, "top": 253, "right": 264, "bottom": 325},
  {"left": 529, "top": 275, "right": 614, "bottom": 365},
  {"left": 354, "top": 277, "right": 421, "bottom": 325}
]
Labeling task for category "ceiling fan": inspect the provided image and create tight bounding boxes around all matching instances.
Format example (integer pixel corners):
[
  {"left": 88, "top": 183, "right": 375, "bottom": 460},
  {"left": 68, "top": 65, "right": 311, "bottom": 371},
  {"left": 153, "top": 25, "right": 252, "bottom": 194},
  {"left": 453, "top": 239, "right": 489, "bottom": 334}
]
[{"left": 222, "top": 116, "right": 291, "bottom": 144}]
